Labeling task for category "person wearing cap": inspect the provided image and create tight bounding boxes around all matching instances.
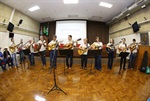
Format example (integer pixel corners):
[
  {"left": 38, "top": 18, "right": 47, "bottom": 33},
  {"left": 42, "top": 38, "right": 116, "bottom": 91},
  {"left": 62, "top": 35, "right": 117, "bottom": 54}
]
[
  {"left": 0, "top": 47, "right": 6, "bottom": 70},
  {"left": 3, "top": 47, "right": 13, "bottom": 67}
]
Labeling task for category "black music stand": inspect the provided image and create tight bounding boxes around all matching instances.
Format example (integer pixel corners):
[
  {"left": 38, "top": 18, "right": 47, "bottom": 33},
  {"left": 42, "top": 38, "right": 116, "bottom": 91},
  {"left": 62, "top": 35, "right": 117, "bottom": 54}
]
[
  {"left": 118, "top": 52, "right": 129, "bottom": 74},
  {"left": 87, "top": 50, "right": 102, "bottom": 76},
  {"left": 59, "top": 49, "right": 73, "bottom": 75},
  {"left": 47, "top": 46, "right": 66, "bottom": 95},
  {"left": 119, "top": 52, "right": 129, "bottom": 57},
  {"left": 23, "top": 49, "right": 30, "bottom": 68}
]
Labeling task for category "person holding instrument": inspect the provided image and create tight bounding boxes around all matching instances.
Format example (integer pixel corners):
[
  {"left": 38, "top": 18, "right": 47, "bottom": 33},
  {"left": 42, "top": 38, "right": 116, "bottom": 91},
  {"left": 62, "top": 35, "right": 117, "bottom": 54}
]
[
  {"left": 18, "top": 39, "right": 25, "bottom": 65},
  {"left": 26, "top": 38, "right": 35, "bottom": 66},
  {"left": 128, "top": 39, "right": 139, "bottom": 69},
  {"left": 37, "top": 35, "right": 47, "bottom": 67},
  {"left": 64, "top": 35, "right": 74, "bottom": 69},
  {"left": 78, "top": 38, "right": 90, "bottom": 70},
  {"left": 9, "top": 38, "right": 18, "bottom": 68},
  {"left": 106, "top": 39, "right": 115, "bottom": 70},
  {"left": 91, "top": 37, "right": 103, "bottom": 71},
  {"left": 48, "top": 35, "right": 58, "bottom": 69},
  {"left": 118, "top": 38, "right": 128, "bottom": 71}
]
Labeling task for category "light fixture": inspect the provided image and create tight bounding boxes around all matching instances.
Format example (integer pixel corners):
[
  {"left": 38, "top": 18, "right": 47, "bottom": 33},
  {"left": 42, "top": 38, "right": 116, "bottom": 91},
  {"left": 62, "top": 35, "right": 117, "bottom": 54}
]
[
  {"left": 99, "top": 2, "right": 113, "bottom": 8},
  {"left": 126, "top": 13, "right": 130, "bottom": 17},
  {"left": 28, "top": 6, "right": 40, "bottom": 12},
  {"left": 141, "top": 5, "right": 146, "bottom": 8},
  {"left": 63, "top": 0, "right": 78, "bottom": 4}
]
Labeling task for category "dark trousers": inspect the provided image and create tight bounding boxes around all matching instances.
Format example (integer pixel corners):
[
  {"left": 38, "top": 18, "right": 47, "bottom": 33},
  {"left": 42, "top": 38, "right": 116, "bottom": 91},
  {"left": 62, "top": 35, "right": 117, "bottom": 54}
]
[
  {"left": 0, "top": 60, "right": 6, "bottom": 70},
  {"left": 94, "top": 54, "right": 102, "bottom": 70},
  {"left": 28, "top": 53, "right": 35, "bottom": 65},
  {"left": 19, "top": 50, "right": 25, "bottom": 64},
  {"left": 40, "top": 50, "right": 46, "bottom": 66},
  {"left": 50, "top": 50, "right": 58, "bottom": 68},
  {"left": 128, "top": 53, "right": 137, "bottom": 69},
  {"left": 81, "top": 55, "right": 88, "bottom": 68},
  {"left": 120, "top": 56, "right": 126, "bottom": 70},
  {"left": 108, "top": 51, "right": 114, "bottom": 69},
  {"left": 3, "top": 57, "right": 13, "bottom": 67},
  {"left": 66, "top": 54, "right": 73, "bottom": 68}
]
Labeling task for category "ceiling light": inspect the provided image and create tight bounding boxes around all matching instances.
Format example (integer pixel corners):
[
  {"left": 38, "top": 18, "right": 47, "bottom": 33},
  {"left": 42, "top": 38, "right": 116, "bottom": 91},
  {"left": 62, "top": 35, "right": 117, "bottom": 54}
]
[
  {"left": 63, "top": 0, "right": 78, "bottom": 4},
  {"left": 99, "top": 2, "right": 113, "bottom": 8},
  {"left": 28, "top": 6, "right": 40, "bottom": 12},
  {"left": 141, "top": 5, "right": 146, "bottom": 8},
  {"left": 126, "top": 13, "right": 130, "bottom": 17}
]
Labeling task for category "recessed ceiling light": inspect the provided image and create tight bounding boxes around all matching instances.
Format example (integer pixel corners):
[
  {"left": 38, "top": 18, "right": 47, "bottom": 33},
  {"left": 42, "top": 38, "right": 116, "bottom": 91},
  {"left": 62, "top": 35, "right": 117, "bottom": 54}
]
[
  {"left": 28, "top": 6, "right": 40, "bottom": 12},
  {"left": 99, "top": 2, "right": 113, "bottom": 8},
  {"left": 63, "top": 0, "right": 78, "bottom": 4}
]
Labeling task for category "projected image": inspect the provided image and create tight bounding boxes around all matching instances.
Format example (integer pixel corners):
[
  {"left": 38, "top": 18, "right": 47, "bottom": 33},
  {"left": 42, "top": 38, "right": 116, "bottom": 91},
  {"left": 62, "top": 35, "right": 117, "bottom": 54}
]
[{"left": 55, "top": 21, "right": 87, "bottom": 44}]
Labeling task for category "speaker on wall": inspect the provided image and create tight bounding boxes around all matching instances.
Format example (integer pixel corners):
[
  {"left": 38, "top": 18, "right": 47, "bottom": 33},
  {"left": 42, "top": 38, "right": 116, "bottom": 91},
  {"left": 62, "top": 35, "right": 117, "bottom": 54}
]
[
  {"left": 132, "top": 21, "right": 140, "bottom": 32},
  {"left": 18, "top": 19, "right": 23, "bottom": 26},
  {"left": 7, "top": 22, "right": 14, "bottom": 32},
  {"left": 9, "top": 32, "right": 14, "bottom": 38}
]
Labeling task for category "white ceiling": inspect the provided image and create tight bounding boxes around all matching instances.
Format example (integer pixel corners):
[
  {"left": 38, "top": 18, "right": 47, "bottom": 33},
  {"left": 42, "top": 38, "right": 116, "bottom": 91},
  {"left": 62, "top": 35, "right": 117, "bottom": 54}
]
[{"left": 0, "top": 0, "right": 135, "bottom": 22}]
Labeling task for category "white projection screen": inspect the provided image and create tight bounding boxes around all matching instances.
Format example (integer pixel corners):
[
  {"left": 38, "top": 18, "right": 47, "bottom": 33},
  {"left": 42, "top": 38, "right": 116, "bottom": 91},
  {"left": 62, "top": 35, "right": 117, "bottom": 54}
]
[{"left": 55, "top": 20, "right": 87, "bottom": 44}]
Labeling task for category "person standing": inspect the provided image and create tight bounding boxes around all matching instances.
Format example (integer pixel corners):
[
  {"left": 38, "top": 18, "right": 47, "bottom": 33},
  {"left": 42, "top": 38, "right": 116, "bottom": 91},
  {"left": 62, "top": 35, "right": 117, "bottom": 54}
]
[
  {"left": 9, "top": 38, "right": 18, "bottom": 68},
  {"left": 92, "top": 37, "right": 103, "bottom": 71},
  {"left": 64, "top": 35, "right": 74, "bottom": 69},
  {"left": 79, "top": 38, "right": 90, "bottom": 70},
  {"left": 18, "top": 39, "right": 25, "bottom": 66},
  {"left": 37, "top": 35, "right": 47, "bottom": 66},
  {"left": 128, "top": 39, "right": 139, "bottom": 69},
  {"left": 48, "top": 35, "right": 58, "bottom": 69},
  {"left": 26, "top": 38, "right": 35, "bottom": 66},
  {"left": 106, "top": 39, "right": 115, "bottom": 70},
  {"left": 118, "top": 38, "right": 128, "bottom": 71}
]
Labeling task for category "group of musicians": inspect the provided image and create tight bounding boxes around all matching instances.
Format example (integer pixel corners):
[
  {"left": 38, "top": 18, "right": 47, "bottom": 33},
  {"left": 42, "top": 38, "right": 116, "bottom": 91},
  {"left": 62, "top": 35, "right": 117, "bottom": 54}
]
[{"left": 0, "top": 35, "right": 140, "bottom": 73}]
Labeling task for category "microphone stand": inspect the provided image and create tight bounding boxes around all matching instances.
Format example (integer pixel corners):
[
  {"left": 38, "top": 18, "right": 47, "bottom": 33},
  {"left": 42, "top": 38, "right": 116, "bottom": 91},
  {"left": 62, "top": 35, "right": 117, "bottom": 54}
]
[{"left": 47, "top": 41, "right": 66, "bottom": 95}]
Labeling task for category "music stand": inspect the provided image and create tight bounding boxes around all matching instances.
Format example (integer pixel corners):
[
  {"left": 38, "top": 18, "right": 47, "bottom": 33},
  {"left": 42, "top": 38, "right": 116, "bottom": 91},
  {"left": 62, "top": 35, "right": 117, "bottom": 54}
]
[
  {"left": 119, "top": 52, "right": 129, "bottom": 57},
  {"left": 87, "top": 50, "right": 102, "bottom": 76},
  {"left": 118, "top": 52, "right": 129, "bottom": 74},
  {"left": 23, "top": 49, "right": 30, "bottom": 69},
  {"left": 59, "top": 49, "right": 73, "bottom": 75},
  {"left": 47, "top": 46, "right": 66, "bottom": 95}
]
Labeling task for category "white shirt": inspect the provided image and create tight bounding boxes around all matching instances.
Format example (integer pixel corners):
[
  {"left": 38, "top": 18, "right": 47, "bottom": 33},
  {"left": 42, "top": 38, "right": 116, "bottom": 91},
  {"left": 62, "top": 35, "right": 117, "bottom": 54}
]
[
  {"left": 26, "top": 42, "right": 35, "bottom": 53},
  {"left": 107, "top": 43, "right": 115, "bottom": 51},
  {"left": 93, "top": 42, "right": 103, "bottom": 49},
  {"left": 129, "top": 43, "right": 138, "bottom": 53},
  {"left": 37, "top": 40, "right": 46, "bottom": 52},
  {"left": 118, "top": 43, "right": 127, "bottom": 52},
  {"left": 65, "top": 40, "right": 75, "bottom": 49},
  {"left": 48, "top": 40, "right": 58, "bottom": 50},
  {"left": 79, "top": 43, "right": 90, "bottom": 55}
]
